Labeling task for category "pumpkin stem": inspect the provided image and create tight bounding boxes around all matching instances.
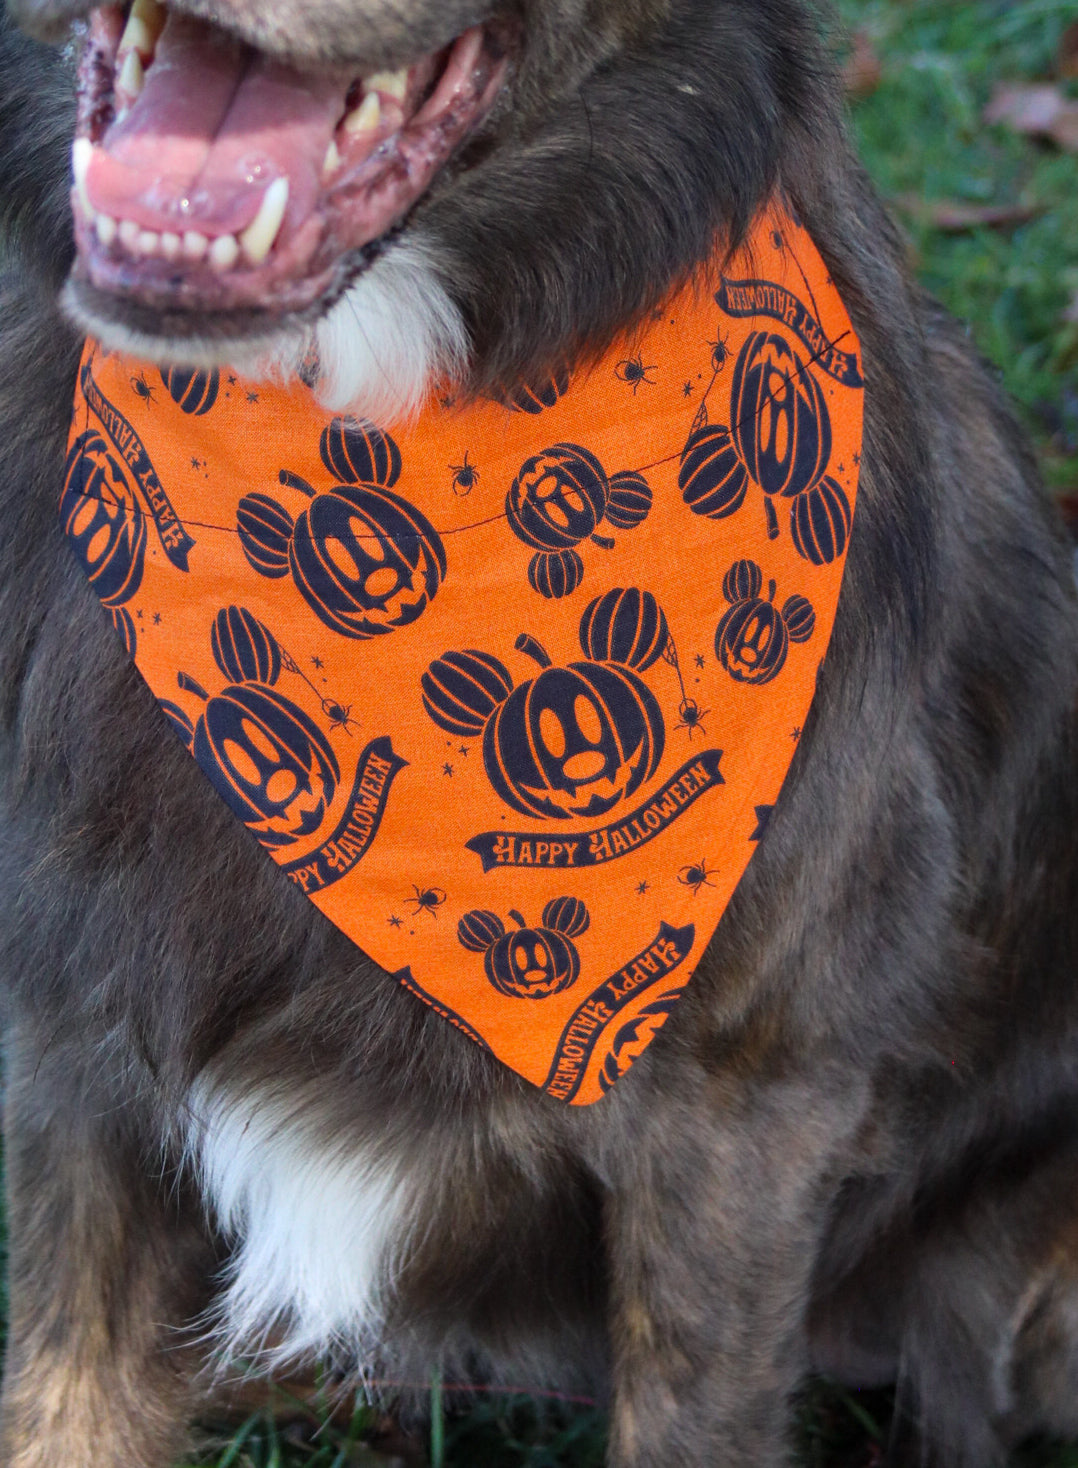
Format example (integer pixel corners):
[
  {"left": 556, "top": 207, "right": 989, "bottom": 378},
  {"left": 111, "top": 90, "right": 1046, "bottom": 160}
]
[
  {"left": 590, "top": 532, "right": 616, "bottom": 550},
  {"left": 515, "top": 633, "right": 552, "bottom": 668},
  {"left": 767, "top": 578, "right": 776, "bottom": 603},
  {"left": 280, "top": 468, "right": 316, "bottom": 498},
  {"left": 177, "top": 671, "right": 209, "bottom": 701},
  {"left": 508, "top": 909, "right": 527, "bottom": 928},
  {"left": 764, "top": 497, "right": 779, "bottom": 539}
]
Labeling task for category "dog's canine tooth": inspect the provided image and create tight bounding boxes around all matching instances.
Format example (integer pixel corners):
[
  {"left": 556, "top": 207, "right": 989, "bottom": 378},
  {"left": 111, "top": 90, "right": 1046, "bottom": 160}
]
[
  {"left": 322, "top": 140, "right": 341, "bottom": 179},
  {"left": 160, "top": 230, "right": 182, "bottom": 260},
  {"left": 95, "top": 213, "right": 117, "bottom": 246},
  {"left": 364, "top": 67, "right": 408, "bottom": 101},
  {"left": 117, "top": 47, "right": 144, "bottom": 101},
  {"left": 344, "top": 91, "right": 381, "bottom": 134},
  {"left": 118, "top": 218, "right": 140, "bottom": 249},
  {"left": 209, "top": 234, "right": 241, "bottom": 270},
  {"left": 71, "top": 137, "right": 94, "bottom": 218},
  {"left": 239, "top": 177, "right": 290, "bottom": 266},
  {"left": 182, "top": 230, "right": 209, "bottom": 261},
  {"left": 118, "top": 0, "right": 165, "bottom": 63}
]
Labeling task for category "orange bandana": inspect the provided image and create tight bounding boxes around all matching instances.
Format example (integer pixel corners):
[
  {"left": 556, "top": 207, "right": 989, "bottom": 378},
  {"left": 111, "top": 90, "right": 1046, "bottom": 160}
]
[{"left": 63, "top": 204, "right": 862, "bottom": 1104}]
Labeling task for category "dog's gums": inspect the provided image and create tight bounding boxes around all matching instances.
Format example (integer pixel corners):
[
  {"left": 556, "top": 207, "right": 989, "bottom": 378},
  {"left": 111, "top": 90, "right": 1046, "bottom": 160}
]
[{"left": 70, "top": 0, "right": 509, "bottom": 319}]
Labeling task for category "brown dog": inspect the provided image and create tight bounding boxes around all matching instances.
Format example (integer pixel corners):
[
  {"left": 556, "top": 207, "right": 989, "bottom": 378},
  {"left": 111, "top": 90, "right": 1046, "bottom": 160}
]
[{"left": 1, "top": 1, "right": 1077, "bottom": 1465}]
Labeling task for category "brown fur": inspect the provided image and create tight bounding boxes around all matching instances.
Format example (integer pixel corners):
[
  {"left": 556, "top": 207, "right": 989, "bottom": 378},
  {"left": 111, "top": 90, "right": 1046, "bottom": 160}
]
[{"left": 1, "top": 0, "right": 1078, "bottom": 1464}]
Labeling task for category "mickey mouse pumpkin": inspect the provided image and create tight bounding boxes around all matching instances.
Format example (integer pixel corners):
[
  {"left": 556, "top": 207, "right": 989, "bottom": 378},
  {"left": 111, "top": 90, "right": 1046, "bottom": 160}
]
[
  {"left": 237, "top": 416, "right": 447, "bottom": 640},
  {"left": 714, "top": 559, "right": 815, "bottom": 686},
  {"left": 422, "top": 588, "right": 668, "bottom": 820},
  {"left": 506, "top": 443, "right": 653, "bottom": 598},
  {"left": 173, "top": 606, "right": 340, "bottom": 850},
  {"left": 458, "top": 898, "right": 590, "bottom": 998}
]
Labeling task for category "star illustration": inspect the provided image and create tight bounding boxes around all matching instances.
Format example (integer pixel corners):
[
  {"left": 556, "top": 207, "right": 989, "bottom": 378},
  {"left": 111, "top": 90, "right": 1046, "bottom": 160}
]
[
  {"left": 837, "top": 462, "right": 845, "bottom": 475},
  {"left": 852, "top": 450, "right": 861, "bottom": 466},
  {"left": 227, "top": 374, "right": 237, "bottom": 386},
  {"left": 694, "top": 653, "right": 706, "bottom": 669},
  {"left": 791, "top": 726, "right": 802, "bottom": 741},
  {"left": 136, "top": 609, "right": 144, "bottom": 620},
  {"left": 636, "top": 880, "right": 650, "bottom": 895},
  {"left": 683, "top": 381, "right": 693, "bottom": 397},
  {"left": 443, "top": 762, "right": 454, "bottom": 776},
  {"left": 458, "top": 744, "right": 469, "bottom": 756},
  {"left": 387, "top": 915, "right": 403, "bottom": 929},
  {"left": 312, "top": 656, "right": 324, "bottom": 670},
  {"left": 153, "top": 612, "right": 162, "bottom": 625},
  {"left": 190, "top": 456, "right": 202, "bottom": 470},
  {"left": 246, "top": 391, "right": 260, "bottom": 404}
]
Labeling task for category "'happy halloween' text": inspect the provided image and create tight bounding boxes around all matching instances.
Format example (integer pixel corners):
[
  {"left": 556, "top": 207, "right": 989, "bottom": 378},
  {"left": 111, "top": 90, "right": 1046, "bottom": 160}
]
[
  {"left": 715, "top": 278, "right": 864, "bottom": 387},
  {"left": 543, "top": 921, "right": 695, "bottom": 1101},
  {"left": 282, "top": 737, "right": 406, "bottom": 892},
  {"left": 466, "top": 750, "right": 724, "bottom": 872}
]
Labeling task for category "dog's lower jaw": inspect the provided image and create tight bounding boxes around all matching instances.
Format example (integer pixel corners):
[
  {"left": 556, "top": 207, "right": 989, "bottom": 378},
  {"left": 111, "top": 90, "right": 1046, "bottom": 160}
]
[
  {"left": 64, "top": 236, "right": 470, "bottom": 425},
  {"left": 184, "top": 1078, "right": 415, "bottom": 1366}
]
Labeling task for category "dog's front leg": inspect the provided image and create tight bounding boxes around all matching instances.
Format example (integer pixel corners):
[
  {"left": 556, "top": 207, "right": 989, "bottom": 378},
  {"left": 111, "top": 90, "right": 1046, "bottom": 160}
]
[
  {"left": 0, "top": 1025, "right": 219, "bottom": 1468},
  {"left": 599, "top": 1066, "right": 859, "bottom": 1467}
]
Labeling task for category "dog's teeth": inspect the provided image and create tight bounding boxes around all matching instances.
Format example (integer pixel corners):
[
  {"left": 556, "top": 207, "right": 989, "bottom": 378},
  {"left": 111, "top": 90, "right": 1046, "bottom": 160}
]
[
  {"left": 160, "top": 231, "right": 182, "bottom": 260},
  {"left": 365, "top": 68, "right": 408, "bottom": 101},
  {"left": 71, "top": 137, "right": 94, "bottom": 218},
  {"left": 209, "top": 234, "right": 240, "bottom": 271},
  {"left": 95, "top": 213, "right": 117, "bottom": 246},
  {"left": 118, "top": 48, "right": 144, "bottom": 101},
  {"left": 118, "top": 0, "right": 165, "bottom": 62},
  {"left": 118, "top": 218, "right": 141, "bottom": 249},
  {"left": 183, "top": 230, "right": 209, "bottom": 261},
  {"left": 135, "top": 229, "right": 160, "bottom": 256},
  {"left": 239, "top": 177, "right": 289, "bottom": 266},
  {"left": 344, "top": 92, "right": 381, "bottom": 134},
  {"left": 322, "top": 140, "right": 341, "bottom": 179}
]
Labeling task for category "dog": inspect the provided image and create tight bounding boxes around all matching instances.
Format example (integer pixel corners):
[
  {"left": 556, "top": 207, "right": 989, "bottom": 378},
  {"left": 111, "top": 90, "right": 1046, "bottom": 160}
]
[{"left": 1, "top": 0, "right": 1077, "bottom": 1464}]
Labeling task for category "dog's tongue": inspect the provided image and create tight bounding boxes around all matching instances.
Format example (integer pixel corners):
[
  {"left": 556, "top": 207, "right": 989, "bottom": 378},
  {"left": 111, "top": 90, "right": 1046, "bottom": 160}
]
[{"left": 87, "top": 13, "right": 344, "bottom": 236}]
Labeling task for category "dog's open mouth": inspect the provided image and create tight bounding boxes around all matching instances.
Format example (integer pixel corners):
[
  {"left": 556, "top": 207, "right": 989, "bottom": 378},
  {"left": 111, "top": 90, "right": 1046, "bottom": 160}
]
[{"left": 69, "top": 1, "right": 509, "bottom": 336}]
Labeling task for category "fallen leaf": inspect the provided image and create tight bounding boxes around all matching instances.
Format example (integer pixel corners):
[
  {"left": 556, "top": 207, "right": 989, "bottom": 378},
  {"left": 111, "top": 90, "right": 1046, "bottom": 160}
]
[
  {"left": 893, "top": 194, "right": 1039, "bottom": 231},
  {"left": 984, "top": 81, "right": 1078, "bottom": 152},
  {"left": 843, "top": 29, "right": 882, "bottom": 99}
]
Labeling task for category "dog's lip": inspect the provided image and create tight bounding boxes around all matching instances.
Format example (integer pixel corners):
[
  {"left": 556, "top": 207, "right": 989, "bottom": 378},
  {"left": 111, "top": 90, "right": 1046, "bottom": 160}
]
[{"left": 68, "top": 2, "right": 510, "bottom": 330}]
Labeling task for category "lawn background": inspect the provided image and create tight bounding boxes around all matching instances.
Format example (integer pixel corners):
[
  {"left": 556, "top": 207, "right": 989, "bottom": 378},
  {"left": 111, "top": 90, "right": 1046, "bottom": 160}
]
[{"left": 3, "top": 0, "right": 1077, "bottom": 1464}]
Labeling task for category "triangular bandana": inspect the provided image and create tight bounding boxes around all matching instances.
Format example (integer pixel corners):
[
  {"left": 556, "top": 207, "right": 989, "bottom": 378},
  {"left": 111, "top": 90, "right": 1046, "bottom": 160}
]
[{"left": 63, "top": 203, "right": 862, "bottom": 1104}]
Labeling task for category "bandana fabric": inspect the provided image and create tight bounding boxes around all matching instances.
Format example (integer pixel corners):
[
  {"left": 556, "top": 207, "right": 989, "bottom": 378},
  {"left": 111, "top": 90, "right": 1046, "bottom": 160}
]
[{"left": 63, "top": 205, "right": 862, "bottom": 1104}]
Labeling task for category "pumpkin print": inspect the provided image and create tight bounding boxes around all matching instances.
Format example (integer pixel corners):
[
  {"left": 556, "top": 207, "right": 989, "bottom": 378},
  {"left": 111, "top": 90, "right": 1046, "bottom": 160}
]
[
  {"left": 320, "top": 415, "right": 401, "bottom": 488},
  {"left": 61, "top": 430, "right": 147, "bottom": 609},
  {"left": 110, "top": 605, "right": 136, "bottom": 656},
  {"left": 579, "top": 587, "right": 669, "bottom": 672},
  {"left": 505, "top": 364, "right": 571, "bottom": 414},
  {"left": 507, "top": 443, "right": 609, "bottom": 552},
  {"left": 714, "top": 559, "right": 815, "bottom": 686},
  {"left": 528, "top": 548, "right": 584, "bottom": 600},
  {"left": 679, "top": 425, "right": 750, "bottom": 520},
  {"left": 237, "top": 493, "right": 294, "bottom": 578},
  {"left": 421, "top": 649, "right": 514, "bottom": 737},
  {"left": 457, "top": 899, "right": 590, "bottom": 999},
  {"left": 160, "top": 365, "right": 219, "bottom": 416},
  {"left": 605, "top": 471, "right": 653, "bottom": 529},
  {"left": 790, "top": 475, "right": 852, "bottom": 565},
  {"left": 210, "top": 605, "right": 283, "bottom": 685},
  {"left": 730, "top": 332, "right": 831, "bottom": 501}
]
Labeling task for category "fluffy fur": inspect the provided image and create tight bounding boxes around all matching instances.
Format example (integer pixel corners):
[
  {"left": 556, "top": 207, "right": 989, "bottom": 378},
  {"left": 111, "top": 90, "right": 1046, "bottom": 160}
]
[{"left": 1, "top": 0, "right": 1077, "bottom": 1465}]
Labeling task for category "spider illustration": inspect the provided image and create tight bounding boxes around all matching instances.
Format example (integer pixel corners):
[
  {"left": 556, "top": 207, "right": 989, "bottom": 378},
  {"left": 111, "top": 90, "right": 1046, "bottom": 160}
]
[
  {"left": 614, "top": 354, "right": 657, "bottom": 393},
  {"left": 130, "top": 371, "right": 156, "bottom": 404},
  {"left": 405, "top": 884, "right": 447, "bottom": 919},
  {"left": 320, "top": 698, "right": 360, "bottom": 735},
  {"left": 674, "top": 698, "right": 710, "bottom": 739},
  {"left": 678, "top": 858, "right": 717, "bottom": 895},
  {"left": 708, "top": 331, "right": 730, "bottom": 373},
  {"left": 449, "top": 452, "right": 479, "bottom": 496}
]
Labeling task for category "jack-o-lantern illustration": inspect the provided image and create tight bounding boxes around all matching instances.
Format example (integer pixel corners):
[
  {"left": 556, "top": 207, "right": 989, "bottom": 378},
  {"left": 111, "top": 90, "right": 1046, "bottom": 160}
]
[
  {"left": 598, "top": 988, "right": 682, "bottom": 1092},
  {"left": 61, "top": 430, "right": 147, "bottom": 610},
  {"left": 714, "top": 559, "right": 815, "bottom": 686},
  {"left": 505, "top": 443, "right": 653, "bottom": 599},
  {"left": 423, "top": 591, "right": 668, "bottom": 820},
  {"left": 730, "top": 332, "right": 831, "bottom": 501},
  {"left": 458, "top": 898, "right": 590, "bottom": 998},
  {"left": 179, "top": 606, "right": 340, "bottom": 849},
  {"left": 237, "top": 416, "right": 447, "bottom": 640},
  {"left": 160, "top": 365, "right": 219, "bottom": 416}
]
